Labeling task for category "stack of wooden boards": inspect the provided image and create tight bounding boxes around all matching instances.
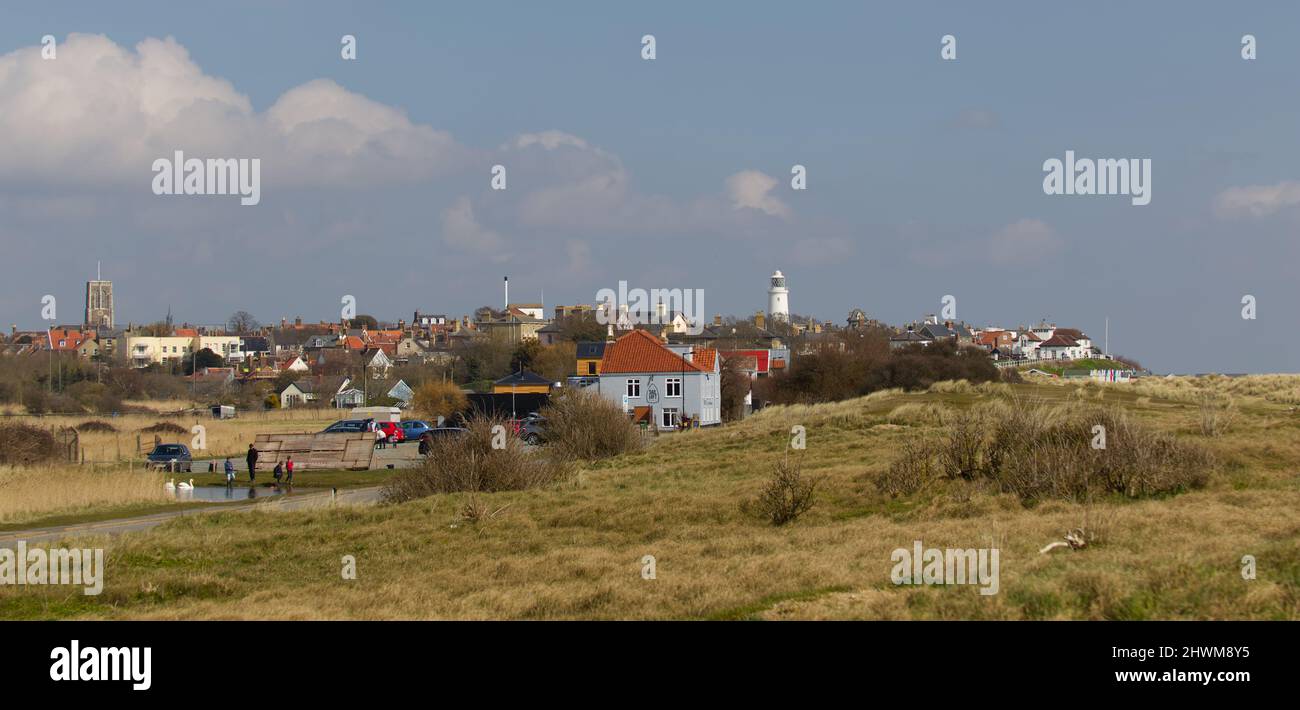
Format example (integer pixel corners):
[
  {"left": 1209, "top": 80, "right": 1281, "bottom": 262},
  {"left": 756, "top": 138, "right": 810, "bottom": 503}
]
[{"left": 252, "top": 432, "right": 375, "bottom": 471}]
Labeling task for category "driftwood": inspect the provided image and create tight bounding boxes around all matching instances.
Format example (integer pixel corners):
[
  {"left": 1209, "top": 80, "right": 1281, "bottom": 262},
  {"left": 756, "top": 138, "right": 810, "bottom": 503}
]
[{"left": 1039, "top": 528, "right": 1087, "bottom": 554}]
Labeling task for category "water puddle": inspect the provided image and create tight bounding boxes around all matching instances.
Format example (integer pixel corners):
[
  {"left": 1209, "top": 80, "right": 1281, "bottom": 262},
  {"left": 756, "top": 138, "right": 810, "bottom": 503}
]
[{"left": 169, "top": 485, "right": 288, "bottom": 502}]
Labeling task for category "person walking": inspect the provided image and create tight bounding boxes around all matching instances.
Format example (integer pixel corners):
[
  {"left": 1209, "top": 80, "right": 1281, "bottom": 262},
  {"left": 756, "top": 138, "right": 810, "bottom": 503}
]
[
  {"left": 246, "top": 443, "right": 259, "bottom": 484},
  {"left": 223, "top": 457, "right": 235, "bottom": 487},
  {"left": 285, "top": 455, "right": 294, "bottom": 484}
]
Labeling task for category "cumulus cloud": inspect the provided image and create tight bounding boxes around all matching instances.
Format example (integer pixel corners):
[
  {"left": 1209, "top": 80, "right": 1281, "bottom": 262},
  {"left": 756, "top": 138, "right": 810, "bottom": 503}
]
[
  {"left": 1213, "top": 181, "right": 1300, "bottom": 218},
  {"left": 0, "top": 33, "right": 465, "bottom": 187},
  {"left": 441, "top": 196, "right": 508, "bottom": 260},
  {"left": 988, "top": 218, "right": 1062, "bottom": 265},
  {"left": 725, "top": 170, "right": 791, "bottom": 218}
]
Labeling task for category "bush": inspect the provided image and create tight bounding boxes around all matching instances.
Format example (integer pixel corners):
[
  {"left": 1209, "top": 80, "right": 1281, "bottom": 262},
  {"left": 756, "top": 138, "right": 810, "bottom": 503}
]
[
  {"left": 742, "top": 456, "right": 819, "bottom": 525},
  {"left": 0, "top": 423, "right": 58, "bottom": 466},
  {"left": 139, "top": 422, "right": 186, "bottom": 435},
  {"left": 539, "top": 389, "right": 641, "bottom": 461},
  {"left": 381, "top": 417, "right": 571, "bottom": 502},
  {"left": 411, "top": 380, "right": 468, "bottom": 423},
  {"left": 882, "top": 402, "right": 1213, "bottom": 504},
  {"left": 75, "top": 420, "right": 117, "bottom": 433},
  {"left": 1198, "top": 392, "right": 1236, "bottom": 437}
]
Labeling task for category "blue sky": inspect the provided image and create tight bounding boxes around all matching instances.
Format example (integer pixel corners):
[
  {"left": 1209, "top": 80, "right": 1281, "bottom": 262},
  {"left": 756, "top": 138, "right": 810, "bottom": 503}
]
[{"left": 1, "top": 1, "right": 1297, "bottom": 372}]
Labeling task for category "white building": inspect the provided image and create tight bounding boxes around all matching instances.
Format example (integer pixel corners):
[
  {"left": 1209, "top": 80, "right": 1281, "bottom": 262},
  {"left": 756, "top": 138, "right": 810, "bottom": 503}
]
[{"left": 767, "top": 270, "right": 789, "bottom": 322}]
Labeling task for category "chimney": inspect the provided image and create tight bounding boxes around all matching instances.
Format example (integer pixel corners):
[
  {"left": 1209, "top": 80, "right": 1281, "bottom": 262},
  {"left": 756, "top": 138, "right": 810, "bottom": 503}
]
[
  {"left": 281, "top": 318, "right": 287, "bottom": 329},
  {"left": 398, "top": 319, "right": 406, "bottom": 331},
  {"left": 504, "top": 276, "right": 509, "bottom": 310},
  {"left": 295, "top": 316, "right": 302, "bottom": 327},
  {"left": 713, "top": 314, "right": 722, "bottom": 326}
]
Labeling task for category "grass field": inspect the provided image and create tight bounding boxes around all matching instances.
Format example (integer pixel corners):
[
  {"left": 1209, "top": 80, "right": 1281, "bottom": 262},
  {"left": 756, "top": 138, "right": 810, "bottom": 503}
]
[
  {"left": 2, "top": 378, "right": 1297, "bottom": 620},
  {"left": 3, "top": 404, "right": 342, "bottom": 463}
]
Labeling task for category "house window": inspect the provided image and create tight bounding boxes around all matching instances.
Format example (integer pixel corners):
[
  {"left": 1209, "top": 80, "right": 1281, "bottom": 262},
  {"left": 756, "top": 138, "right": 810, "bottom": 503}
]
[
  {"left": 626, "top": 379, "right": 641, "bottom": 398},
  {"left": 587, "top": 361, "right": 597, "bottom": 375},
  {"left": 661, "top": 407, "right": 679, "bottom": 428},
  {"left": 665, "top": 377, "right": 682, "bottom": 397}
]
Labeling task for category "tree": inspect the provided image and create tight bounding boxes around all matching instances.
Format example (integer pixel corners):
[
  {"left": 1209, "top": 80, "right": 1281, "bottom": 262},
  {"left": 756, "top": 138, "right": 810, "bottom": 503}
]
[
  {"left": 183, "top": 348, "right": 225, "bottom": 375},
  {"left": 411, "top": 380, "right": 468, "bottom": 423},
  {"left": 719, "top": 355, "right": 751, "bottom": 422},
  {"left": 352, "top": 314, "right": 380, "bottom": 330},
  {"left": 227, "top": 310, "right": 260, "bottom": 333},
  {"left": 509, "top": 339, "right": 543, "bottom": 373},
  {"left": 531, "top": 342, "right": 577, "bottom": 383},
  {"left": 555, "top": 313, "right": 607, "bottom": 342}
]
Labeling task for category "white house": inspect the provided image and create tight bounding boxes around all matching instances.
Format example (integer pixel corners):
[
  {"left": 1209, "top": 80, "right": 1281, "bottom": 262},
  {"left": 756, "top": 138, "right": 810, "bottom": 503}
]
[{"left": 587, "top": 330, "right": 721, "bottom": 430}]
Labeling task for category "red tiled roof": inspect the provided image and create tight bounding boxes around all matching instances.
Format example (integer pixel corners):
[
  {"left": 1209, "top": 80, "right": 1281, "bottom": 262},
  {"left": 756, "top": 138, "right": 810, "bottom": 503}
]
[
  {"left": 692, "top": 348, "right": 717, "bottom": 370},
  {"left": 174, "top": 328, "right": 198, "bottom": 338},
  {"left": 1040, "top": 334, "right": 1077, "bottom": 347},
  {"left": 600, "top": 329, "right": 702, "bottom": 374}
]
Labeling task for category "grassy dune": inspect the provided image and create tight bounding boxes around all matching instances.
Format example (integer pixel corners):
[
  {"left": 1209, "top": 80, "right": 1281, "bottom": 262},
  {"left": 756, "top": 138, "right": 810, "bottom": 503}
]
[{"left": 2, "top": 379, "right": 1298, "bottom": 620}]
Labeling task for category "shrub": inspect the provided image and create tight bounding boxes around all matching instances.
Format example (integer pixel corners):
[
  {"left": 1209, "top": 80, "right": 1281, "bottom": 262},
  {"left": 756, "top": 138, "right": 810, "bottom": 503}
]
[
  {"left": 381, "top": 417, "right": 571, "bottom": 502},
  {"left": 539, "top": 389, "right": 641, "bottom": 461},
  {"left": 885, "top": 402, "right": 1213, "bottom": 504},
  {"left": 742, "top": 456, "right": 819, "bottom": 526},
  {"left": 0, "top": 423, "right": 58, "bottom": 466},
  {"left": 876, "top": 436, "right": 939, "bottom": 497},
  {"left": 75, "top": 420, "right": 117, "bottom": 433},
  {"left": 1198, "top": 392, "right": 1236, "bottom": 437},
  {"left": 411, "top": 380, "right": 469, "bottom": 423},
  {"left": 139, "top": 422, "right": 186, "bottom": 435}
]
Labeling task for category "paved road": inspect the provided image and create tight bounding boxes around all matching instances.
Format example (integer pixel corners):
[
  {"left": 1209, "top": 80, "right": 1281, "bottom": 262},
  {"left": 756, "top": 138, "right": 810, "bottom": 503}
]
[{"left": 0, "top": 486, "right": 384, "bottom": 548}]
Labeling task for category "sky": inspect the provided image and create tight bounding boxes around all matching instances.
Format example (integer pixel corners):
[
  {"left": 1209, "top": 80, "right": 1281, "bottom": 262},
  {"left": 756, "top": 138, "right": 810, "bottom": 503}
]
[{"left": 0, "top": 1, "right": 1297, "bottom": 373}]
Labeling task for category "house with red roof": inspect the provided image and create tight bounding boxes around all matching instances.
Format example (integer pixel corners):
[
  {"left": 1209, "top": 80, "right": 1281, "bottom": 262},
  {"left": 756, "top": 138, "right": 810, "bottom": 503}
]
[{"left": 589, "top": 329, "right": 721, "bottom": 429}]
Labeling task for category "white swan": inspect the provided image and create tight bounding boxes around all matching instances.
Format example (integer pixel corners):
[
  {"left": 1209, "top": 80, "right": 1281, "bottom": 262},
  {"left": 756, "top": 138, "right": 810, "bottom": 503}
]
[
  {"left": 177, "top": 479, "right": 194, "bottom": 490},
  {"left": 165, "top": 478, "right": 176, "bottom": 491}
]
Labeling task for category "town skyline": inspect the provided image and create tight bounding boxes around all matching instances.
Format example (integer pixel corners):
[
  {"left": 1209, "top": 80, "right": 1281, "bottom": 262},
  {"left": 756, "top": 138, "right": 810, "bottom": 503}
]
[{"left": 2, "top": 3, "right": 1298, "bottom": 374}]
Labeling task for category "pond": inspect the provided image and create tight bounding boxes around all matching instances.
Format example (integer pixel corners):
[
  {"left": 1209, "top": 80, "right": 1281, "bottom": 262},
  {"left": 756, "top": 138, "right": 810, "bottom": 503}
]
[{"left": 170, "top": 485, "right": 288, "bottom": 502}]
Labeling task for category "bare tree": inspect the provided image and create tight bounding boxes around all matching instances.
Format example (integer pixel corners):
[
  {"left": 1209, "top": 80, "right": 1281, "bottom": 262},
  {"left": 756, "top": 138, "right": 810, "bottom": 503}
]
[{"left": 227, "top": 310, "right": 260, "bottom": 333}]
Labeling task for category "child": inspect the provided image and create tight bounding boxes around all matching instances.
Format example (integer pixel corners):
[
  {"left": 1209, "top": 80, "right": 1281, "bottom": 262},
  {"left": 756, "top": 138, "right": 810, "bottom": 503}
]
[
  {"left": 285, "top": 456, "right": 295, "bottom": 484},
  {"left": 223, "top": 457, "right": 235, "bottom": 486},
  {"left": 273, "top": 462, "right": 283, "bottom": 483}
]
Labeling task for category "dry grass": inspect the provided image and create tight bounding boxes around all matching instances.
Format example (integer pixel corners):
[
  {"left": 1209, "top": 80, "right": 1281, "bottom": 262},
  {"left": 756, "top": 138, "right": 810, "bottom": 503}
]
[
  {"left": 2, "top": 380, "right": 1297, "bottom": 620},
  {"left": 3, "top": 408, "right": 342, "bottom": 462},
  {"left": 0, "top": 463, "right": 167, "bottom": 525}
]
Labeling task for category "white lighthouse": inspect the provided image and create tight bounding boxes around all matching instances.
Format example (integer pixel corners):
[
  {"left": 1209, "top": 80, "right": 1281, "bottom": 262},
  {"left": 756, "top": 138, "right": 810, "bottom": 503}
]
[{"left": 767, "top": 270, "right": 789, "bottom": 322}]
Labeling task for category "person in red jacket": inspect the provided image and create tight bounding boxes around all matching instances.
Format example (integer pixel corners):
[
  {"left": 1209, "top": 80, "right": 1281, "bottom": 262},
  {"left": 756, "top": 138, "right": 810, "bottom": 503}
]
[{"left": 285, "top": 456, "right": 295, "bottom": 484}]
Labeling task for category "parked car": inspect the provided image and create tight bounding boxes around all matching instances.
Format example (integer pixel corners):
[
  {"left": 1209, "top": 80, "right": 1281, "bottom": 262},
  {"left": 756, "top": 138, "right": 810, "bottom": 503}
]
[
  {"left": 147, "top": 443, "right": 192, "bottom": 472},
  {"left": 418, "top": 427, "right": 468, "bottom": 456},
  {"left": 398, "top": 420, "right": 433, "bottom": 442},
  {"left": 322, "top": 419, "right": 371, "bottom": 434},
  {"left": 520, "top": 413, "right": 546, "bottom": 445}
]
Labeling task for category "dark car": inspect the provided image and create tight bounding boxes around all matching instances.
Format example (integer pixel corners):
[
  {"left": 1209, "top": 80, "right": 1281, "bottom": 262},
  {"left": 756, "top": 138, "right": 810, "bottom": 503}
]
[
  {"left": 322, "top": 419, "right": 371, "bottom": 434},
  {"left": 398, "top": 420, "right": 432, "bottom": 442},
  {"left": 519, "top": 413, "right": 546, "bottom": 445},
  {"left": 418, "top": 427, "right": 468, "bottom": 455},
  {"left": 147, "top": 443, "right": 192, "bottom": 472}
]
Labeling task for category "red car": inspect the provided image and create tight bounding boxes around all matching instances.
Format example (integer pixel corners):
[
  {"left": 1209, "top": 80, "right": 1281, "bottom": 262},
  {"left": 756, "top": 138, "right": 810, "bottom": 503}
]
[{"left": 374, "top": 421, "right": 406, "bottom": 443}]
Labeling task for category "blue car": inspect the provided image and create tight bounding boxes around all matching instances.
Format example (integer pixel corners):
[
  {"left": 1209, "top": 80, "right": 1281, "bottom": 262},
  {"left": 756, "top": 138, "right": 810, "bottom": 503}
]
[{"left": 398, "top": 420, "right": 433, "bottom": 442}]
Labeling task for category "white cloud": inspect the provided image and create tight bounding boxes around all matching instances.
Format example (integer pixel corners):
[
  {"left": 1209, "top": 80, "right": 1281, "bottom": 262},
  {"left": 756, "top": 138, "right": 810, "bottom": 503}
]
[
  {"left": 988, "top": 218, "right": 1062, "bottom": 265},
  {"left": 1214, "top": 181, "right": 1300, "bottom": 218},
  {"left": 725, "top": 170, "right": 790, "bottom": 218},
  {"left": 0, "top": 34, "right": 465, "bottom": 187},
  {"left": 441, "top": 196, "right": 508, "bottom": 260}
]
